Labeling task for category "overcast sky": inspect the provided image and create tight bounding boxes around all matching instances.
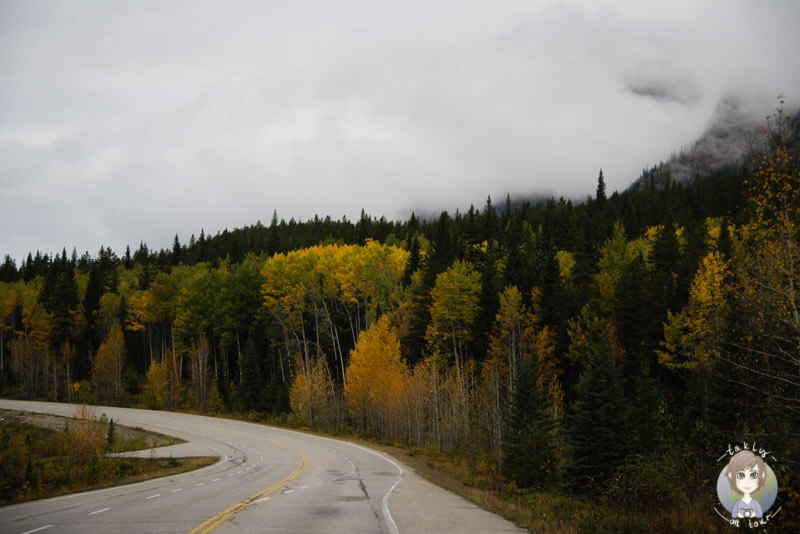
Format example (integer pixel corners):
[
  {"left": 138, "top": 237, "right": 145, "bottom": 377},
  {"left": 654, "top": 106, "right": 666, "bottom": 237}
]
[{"left": 1, "top": 0, "right": 799, "bottom": 263}]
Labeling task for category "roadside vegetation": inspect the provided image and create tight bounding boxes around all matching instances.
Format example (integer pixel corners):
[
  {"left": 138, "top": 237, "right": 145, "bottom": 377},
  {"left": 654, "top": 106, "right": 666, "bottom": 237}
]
[{"left": 0, "top": 406, "right": 215, "bottom": 505}]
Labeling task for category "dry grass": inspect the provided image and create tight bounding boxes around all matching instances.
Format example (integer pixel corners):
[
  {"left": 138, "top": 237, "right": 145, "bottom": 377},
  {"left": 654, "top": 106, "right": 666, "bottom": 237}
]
[{"left": 0, "top": 409, "right": 216, "bottom": 505}]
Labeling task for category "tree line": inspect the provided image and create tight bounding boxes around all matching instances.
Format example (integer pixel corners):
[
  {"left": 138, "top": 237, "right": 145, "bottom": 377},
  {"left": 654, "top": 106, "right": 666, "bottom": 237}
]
[{"left": 1, "top": 109, "right": 798, "bottom": 528}]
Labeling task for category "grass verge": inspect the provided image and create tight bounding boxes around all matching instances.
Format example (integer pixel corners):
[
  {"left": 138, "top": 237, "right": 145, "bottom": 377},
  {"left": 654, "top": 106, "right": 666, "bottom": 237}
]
[{"left": 0, "top": 409, "right": 217, "bottom": 506}]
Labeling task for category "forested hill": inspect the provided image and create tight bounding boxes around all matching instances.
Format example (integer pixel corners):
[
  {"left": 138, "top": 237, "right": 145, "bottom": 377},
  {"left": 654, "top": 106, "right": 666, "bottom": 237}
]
[
  {"left": 0, "top": 162, "right": 745, "bottom": 282},
  {"left": 630, "top": 100, "right": 800, "bottom": 191},
  {"left": 1, "top": 109, "right": 798, "bottom": 531}
]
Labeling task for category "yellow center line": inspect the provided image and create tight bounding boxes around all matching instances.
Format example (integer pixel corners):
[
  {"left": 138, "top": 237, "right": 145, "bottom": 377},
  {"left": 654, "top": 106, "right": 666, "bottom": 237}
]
[{"left": 189, "top": 450, "right": 307, "bottom": 534}]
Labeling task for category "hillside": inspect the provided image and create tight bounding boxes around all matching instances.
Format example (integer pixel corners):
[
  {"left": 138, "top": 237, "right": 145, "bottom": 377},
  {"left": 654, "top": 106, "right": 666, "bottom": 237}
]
[
  {"left": 1, "top": 106, "right": 798, "bottom": 532},
  {"left": 631, "top": 95, "right": 799, "bottom": 190}
]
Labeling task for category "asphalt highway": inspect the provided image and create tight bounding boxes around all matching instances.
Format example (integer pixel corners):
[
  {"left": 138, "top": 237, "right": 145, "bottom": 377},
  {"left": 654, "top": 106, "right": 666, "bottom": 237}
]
[{"left": 0, "top": 400, "right": 523, "bottom": 533}]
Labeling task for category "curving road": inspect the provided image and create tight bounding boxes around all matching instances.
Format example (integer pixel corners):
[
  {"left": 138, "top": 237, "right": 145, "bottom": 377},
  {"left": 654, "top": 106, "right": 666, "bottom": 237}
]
[{"left": 0, "top": 400, "right": 523, "bottom": 534}]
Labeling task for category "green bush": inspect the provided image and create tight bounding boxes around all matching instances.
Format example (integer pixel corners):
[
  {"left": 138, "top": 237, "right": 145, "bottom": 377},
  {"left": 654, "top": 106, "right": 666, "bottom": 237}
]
[{"left": 603, "top": 453, "right": 683, "bottom": 513}]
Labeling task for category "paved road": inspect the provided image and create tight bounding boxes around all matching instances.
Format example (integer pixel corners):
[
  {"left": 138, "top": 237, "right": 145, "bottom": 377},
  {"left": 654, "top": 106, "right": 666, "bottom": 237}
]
[{"left": 0, "top": 400, "right": 523, "bottom": 534}]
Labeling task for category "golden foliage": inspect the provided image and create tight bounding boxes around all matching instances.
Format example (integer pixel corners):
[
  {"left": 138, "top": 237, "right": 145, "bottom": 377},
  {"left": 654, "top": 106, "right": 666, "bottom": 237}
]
[
  {"left": 488, "top": 286, "right": 530, "bottom": 388},
  {"left": 290, "top": 354, "right": 334, "bottom": 428},
  {"left": 555, "top": 250, "right": 576, "bottom": 283},
  {"left": 93, "top": 323, "right": 126, "bottom": 405},
  {"left": 142, "top": 359, "right": 170, "bottom": 409},
  {"left": 657, "top": 251, "right": 730, "bottom": 370},
  {"left": 426, "top": 259, "right": 481, "bottom": 368},
  {"left": 70, "top": 404, "right": 106, "bottom": 465},
  {"left": 345, "top": 316, "right": 409, "bottom": 437}
]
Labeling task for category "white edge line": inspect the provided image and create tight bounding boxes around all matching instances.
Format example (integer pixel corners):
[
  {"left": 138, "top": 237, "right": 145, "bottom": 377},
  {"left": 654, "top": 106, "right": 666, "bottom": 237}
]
[
  {"left": 349, "top": 443, "right": 403, "bottom": 534},
  {"left": 20, "top": 526, "right": 53, "bottom": 534}
]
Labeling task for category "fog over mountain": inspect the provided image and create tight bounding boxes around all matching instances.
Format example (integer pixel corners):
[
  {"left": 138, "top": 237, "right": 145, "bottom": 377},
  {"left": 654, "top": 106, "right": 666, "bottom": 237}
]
[
  {"left": 638, "top": 94, "right": 794, "bottom": 187},
  {"left": 1, "top": 1, "right": 799, "bottom": 262}
]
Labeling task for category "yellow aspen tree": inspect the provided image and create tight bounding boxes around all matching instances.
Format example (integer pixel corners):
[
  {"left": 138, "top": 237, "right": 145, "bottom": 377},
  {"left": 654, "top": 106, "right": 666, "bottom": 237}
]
[
  {"left": 566, "top": 305, "right": 619, "bottom": 369},
  {"left": 730, "top": 101, "right": 800, "bottom": 410},
  {"left": 263, "top": 252, "right": 313, "bottom": 373},
  {"left": 555, "top": 250, "right": 576, "bottom": 283},
  {"left": 125, "top": 289, "right": 158, "bottom": 367},
  {"left": 426, "top": 259, "right": 481, "bottom": 373},
  {"left": 473, "top": 354, "right": 508, "bottom": 462},
  {"left": 11, "top": 286, "right": 52, "bottom": 399},
  {"left": 345, "top": 316, "right": 409, "bottom": 440},
  {"left": 594, "top": 222, "right": 651, "bottom": 316},
  {"left": 406, "top": 356, "right": 437, "bottom": 447},
  {"left": 0, "top": 282, "right": 16, "bottom": 375},
  {"left": 488, "top": 285, "right": 531, "bottom": 392},
  {"left": 142, "top": 359, "right": 169, "bottom": 409},
  {"left": 290, "top": 354, "right": 334, "bottom": 429},
  {"left": 189, "top": 336, "right": 213, "bottom": 412},
  {"left": 657, "top": 251, "right": 730, "bottom": 370},
  {"left": 440, "top": 359, "right": 475, "bottom": 449},
  {"left": 93, "top": 322, "right": 126, "bottom": 405}
]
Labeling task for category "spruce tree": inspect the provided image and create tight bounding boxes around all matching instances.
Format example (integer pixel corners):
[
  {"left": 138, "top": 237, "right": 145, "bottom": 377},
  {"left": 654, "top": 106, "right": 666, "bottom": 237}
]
[
  {"left": 596, "top": 169, "right": 607, "bottom": 205},
  {"left": 401, "top": 236, "right": 420, "bottom": 288},
  {"left": 630, "top": 362, "right": 666, "bottom": 454},
  {"left": 239, "top": 336, "right": 262, "bottom": 411},
  {"left": 566, "top": 333, "right": 630, "bottom": 493},
  {"left": 502, "top": 351, "right": 556, "bottom": 489}
]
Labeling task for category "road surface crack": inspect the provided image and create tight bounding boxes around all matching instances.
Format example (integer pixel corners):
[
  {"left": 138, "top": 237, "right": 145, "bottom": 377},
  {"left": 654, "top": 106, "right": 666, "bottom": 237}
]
[{"left": 356, "top": 468, "right": 385, "bottom": 534}]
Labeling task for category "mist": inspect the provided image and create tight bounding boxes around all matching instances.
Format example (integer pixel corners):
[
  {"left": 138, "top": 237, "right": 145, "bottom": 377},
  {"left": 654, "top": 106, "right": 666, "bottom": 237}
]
[{"left": 1, "top": 0, "right": 799, "bottom": 262}]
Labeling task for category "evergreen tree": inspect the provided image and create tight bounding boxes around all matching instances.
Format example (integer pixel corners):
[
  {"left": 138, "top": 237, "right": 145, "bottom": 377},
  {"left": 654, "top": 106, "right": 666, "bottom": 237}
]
[
  {"left": 472, "top": 240, "right": 501, "bottom": 361},
  {"left": 401, "top": 236, "right": 420, "bottom": 288},
  {"left": 567, "top": 333, "right": 630, "bottom": 493},
  {"left": 630, "top": 362, "right": 666, "bottom": 454},
  {"left": 502, "top": 350, "right": 556, "bottom": 489},
  {"left": 0, "top": 255, "right": 17, "bottom": 283},
  {"left": 596, "top": 169, "right": 607, "bottom": 205},
  {"left": 612, "top": 253, "right": 658, "bottom": 372},
  {"left": 482, "top": 196, "right": 498, "bottom": 241},
  {"left": 50, "top": 269, "right": 80, "bottom": 348},
  {"left": 267, "top": 211, "right": 281, "bottom": 256},
  {"left": 238, "top": 335, "right": 262, "bottom": 411},
  {"left": 172, "top": 234, "right": 182, "bottom": 265}
]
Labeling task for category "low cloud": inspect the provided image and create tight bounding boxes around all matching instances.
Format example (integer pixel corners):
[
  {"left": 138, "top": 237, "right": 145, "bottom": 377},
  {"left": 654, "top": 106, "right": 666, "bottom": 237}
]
[{"left": 1, "top": 0, "right": 799, "bottom": 262}]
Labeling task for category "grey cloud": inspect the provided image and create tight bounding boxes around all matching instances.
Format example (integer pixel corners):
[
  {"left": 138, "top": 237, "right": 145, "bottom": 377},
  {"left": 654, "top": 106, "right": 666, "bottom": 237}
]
[
  {"left": 2, "top": 0, "right": 800, "bottom": 262},
  {"left": 626, "top": 76, "right": 700, "bottom": 105}
]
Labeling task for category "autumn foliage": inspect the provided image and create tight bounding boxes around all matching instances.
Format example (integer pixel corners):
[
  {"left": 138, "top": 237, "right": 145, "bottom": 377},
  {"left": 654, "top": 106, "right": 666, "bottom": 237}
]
[{"left": 2, "top": 103, "right": 800, "bottom": 532}]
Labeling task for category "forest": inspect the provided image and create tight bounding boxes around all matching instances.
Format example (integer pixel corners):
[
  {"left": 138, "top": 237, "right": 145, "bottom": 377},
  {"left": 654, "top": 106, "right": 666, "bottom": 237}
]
[{"left": 1, "top": 110, "right": 798, "bottom": 531}]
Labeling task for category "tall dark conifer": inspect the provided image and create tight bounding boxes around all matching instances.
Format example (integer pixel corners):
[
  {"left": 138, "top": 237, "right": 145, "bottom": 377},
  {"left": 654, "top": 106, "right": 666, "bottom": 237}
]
[
  {"left": 401, "top": 236, "right": 420, "bottom": 288},
  {"left": 596, "top": 169, "right": 607, "bottom": 206},
  {"left": 238, "top": 336, "right": 262, "bottom": 411},
  {"left": 471, "top": 240, "right": 501, "bottom": 361},
  {"left": 502, "top": 351, "right": 556, "bottom": 489},
  {"left": 567, "top": 333, "right": 630, "bottom": 493}
]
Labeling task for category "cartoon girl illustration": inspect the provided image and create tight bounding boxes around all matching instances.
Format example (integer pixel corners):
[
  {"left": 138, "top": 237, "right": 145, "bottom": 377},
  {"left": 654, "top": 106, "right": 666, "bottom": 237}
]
[{"left": 725, "top": 450, "right": 767, "bottom": 519}]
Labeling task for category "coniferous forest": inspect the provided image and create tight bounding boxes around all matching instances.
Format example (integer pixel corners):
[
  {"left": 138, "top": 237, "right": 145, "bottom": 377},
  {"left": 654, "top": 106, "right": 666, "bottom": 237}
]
[{"left": 2, "top": 110, "right": 799, "bottom": 531}]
